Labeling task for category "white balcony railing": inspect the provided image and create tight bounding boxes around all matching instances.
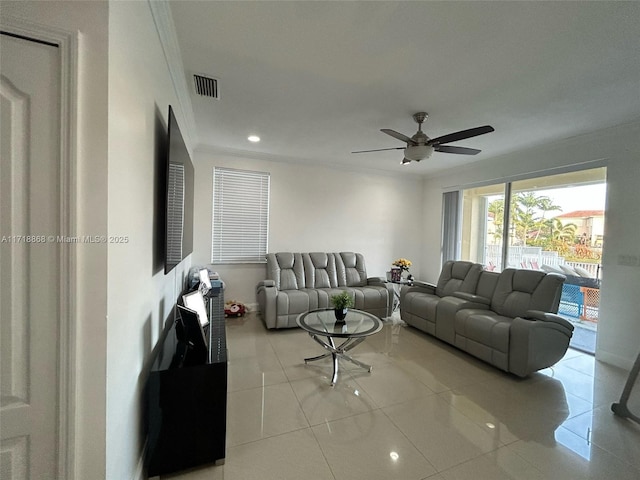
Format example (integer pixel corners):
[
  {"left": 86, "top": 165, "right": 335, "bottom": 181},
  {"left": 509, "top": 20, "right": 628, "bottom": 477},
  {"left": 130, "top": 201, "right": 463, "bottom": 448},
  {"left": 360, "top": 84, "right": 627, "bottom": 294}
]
[{"left": 484, "top": 245, "right": 601, "bottom": 278}]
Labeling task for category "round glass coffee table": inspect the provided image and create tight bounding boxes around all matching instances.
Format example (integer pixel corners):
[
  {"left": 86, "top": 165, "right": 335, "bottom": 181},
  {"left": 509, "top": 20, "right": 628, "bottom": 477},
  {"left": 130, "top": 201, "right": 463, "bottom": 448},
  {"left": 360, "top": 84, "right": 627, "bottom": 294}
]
[{"left": 296, "top": 308, "right": 382, "bottom": 386}]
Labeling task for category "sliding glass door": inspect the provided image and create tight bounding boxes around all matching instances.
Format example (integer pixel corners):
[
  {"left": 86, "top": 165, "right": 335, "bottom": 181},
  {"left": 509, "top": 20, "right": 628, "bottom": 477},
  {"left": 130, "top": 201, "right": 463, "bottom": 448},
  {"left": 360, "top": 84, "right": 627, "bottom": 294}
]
[{"left": 459, "top": 167, "right": 606, "bottom": 274}]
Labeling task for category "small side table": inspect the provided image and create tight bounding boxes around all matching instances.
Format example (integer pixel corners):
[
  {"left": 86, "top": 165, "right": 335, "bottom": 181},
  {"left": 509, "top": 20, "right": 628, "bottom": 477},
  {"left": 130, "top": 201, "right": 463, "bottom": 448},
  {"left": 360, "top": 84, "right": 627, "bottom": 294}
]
[{"left": 387, "top": 279, "right": 413, "bottom": 312}]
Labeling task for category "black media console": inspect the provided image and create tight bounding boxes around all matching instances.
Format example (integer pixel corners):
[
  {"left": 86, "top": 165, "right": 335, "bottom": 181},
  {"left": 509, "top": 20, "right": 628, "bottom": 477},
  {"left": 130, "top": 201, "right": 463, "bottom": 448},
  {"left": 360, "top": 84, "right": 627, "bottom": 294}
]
[{"left": 146, "top": 280, "right": 226, "bottom": 477}]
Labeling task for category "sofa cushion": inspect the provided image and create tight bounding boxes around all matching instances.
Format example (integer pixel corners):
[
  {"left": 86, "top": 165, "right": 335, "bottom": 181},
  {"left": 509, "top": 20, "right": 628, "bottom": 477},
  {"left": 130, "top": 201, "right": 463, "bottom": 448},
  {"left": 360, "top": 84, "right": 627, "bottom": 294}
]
[
  {"left": 314, "top": 288, "right": 350, "bottom": 309},
  {"left": 336, "top": 252, "right": 367, "bottom": 287},
  {"left": 268, "top": 252, "right": 305, "bottom": 290},
  {"left": 304, "top": 253, "right": 338, "bottom": 288},
  {"left": 275, "top": 289, "right": 313, "bottom": 315},
  {"left": 573, "top": 266, "right": 594, "bottom": 278},
  {"left": 490, "top": 269, "right": 564, "bottom": 318},
  {"left": 435, "top": 261, "right": 483, "bottom": 298},
  {"left": 403, "top": 291, "right": 440, "bottom": 326},
  {"left": 454, "top": 308, "right": 491, "bottom": 338},
  {"left": 476, "top": 271, "right": 500, "bottom": 299},
  {"left": 457, "top": 312, "right": 512, "bottom": 353}
]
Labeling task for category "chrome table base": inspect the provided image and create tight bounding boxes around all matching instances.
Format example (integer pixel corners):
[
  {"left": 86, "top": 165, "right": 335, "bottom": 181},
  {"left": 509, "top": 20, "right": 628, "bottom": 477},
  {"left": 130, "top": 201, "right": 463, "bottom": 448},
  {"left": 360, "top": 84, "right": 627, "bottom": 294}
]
[{"left": 304, "top": 333, "right": 372, "bottom": 386}]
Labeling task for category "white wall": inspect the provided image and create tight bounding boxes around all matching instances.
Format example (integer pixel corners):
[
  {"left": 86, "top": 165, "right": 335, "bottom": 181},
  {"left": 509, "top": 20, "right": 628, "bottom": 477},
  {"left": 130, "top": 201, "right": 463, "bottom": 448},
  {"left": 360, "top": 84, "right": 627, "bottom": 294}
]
[
  {"left": 107, "top": 2, "right": 193, "bottom": 479},
  {"left": 421, "top": 120, "right": 640, "bottom": 369},
  {"left": 192, "top": 149, "right": 424, "bottom": 304}
]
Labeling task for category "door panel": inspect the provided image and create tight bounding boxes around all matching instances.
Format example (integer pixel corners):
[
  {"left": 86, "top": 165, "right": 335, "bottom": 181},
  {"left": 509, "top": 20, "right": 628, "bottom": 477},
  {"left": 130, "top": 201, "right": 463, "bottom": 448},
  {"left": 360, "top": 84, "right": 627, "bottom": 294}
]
[{"left": 1, "top": 33, "right": 61, "bottom": 480}]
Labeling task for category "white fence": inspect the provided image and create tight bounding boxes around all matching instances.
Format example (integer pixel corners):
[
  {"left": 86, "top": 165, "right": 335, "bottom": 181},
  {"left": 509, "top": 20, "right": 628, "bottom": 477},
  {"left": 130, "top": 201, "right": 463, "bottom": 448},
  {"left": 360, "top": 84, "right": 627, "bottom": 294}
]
[{"left": 484, "top": 245, "right": 601, "bottom": 278}]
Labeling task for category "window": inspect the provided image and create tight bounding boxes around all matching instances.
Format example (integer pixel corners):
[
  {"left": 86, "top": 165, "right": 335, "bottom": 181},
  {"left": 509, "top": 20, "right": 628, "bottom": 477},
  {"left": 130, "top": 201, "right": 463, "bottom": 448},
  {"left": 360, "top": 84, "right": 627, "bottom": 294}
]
[
  {"left": 456, "top": 167, "right": 606, "bottom": 273},
  {"left": 211, "top": 167, "right": 270, "bottom": 264}
]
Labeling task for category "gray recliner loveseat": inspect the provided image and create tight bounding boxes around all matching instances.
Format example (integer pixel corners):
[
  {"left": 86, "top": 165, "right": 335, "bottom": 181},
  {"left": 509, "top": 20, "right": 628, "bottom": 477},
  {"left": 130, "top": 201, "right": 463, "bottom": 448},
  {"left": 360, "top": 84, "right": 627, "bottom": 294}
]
[
  {"left": 257, "top": 252, "right": 393, "bottom": 329},
  {"left": 401, "top": 261, "right": 574, "bottom": 377}
]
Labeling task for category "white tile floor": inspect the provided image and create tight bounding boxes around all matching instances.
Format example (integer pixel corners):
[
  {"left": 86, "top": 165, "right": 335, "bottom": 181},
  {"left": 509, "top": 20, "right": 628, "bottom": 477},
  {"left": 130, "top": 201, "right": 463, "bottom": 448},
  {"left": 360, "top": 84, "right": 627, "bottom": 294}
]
[{"left": 163, "top": 312, "right": 640, "bottom": 480}]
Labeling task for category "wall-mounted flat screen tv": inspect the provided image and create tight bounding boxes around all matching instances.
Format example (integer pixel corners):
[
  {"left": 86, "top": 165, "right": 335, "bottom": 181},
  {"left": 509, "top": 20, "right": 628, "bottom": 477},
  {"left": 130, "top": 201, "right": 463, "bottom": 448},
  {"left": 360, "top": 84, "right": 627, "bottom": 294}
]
[{"left": 164, "top": 105, "right": 194, "bottom": 274}]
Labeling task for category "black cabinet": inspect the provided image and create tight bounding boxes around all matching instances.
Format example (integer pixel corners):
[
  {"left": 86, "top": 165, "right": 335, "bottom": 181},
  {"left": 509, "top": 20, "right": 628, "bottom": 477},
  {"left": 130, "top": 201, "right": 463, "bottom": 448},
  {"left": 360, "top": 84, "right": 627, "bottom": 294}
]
[{"left": 146, "top": 281, "right": 226, "bottom": 477}]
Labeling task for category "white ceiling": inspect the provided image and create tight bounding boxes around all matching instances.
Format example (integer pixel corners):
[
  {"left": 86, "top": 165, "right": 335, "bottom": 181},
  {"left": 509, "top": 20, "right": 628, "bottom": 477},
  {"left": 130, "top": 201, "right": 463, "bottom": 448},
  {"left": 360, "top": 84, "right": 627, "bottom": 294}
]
[{"left": 169, "top": 1, "right": 640, "bottom": 177}]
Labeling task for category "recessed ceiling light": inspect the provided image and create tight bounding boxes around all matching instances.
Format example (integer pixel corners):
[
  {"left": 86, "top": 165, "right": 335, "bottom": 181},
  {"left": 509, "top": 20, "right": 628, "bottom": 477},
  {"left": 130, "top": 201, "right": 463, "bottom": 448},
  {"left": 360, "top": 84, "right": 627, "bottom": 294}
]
[{"left": 248, "top": 135, "right": 260, "bottom": 143}]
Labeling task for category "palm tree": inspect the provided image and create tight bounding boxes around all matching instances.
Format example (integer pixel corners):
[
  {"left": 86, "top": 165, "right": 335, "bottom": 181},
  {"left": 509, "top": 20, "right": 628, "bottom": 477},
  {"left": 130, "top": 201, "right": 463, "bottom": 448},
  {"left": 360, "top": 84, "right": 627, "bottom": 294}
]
[
  {"left": 534, "top": 196, "right": 562, "bottom": 241},
  {"left": 488, "top": 198, "right": 504, "bottom": 242},
  {"left": 549, "top": 218, "right": 577, "bottom": 241},
  {"left": 513, "top": 192, "right": 539, "bottom": 245}
]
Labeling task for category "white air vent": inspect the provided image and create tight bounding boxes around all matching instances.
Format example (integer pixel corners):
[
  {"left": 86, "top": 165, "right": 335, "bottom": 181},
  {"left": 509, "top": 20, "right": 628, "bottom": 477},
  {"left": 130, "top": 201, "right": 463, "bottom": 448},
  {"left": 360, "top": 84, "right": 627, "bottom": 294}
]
[{"left": 193, "top": 74, "right": 219, "bottom": 99}]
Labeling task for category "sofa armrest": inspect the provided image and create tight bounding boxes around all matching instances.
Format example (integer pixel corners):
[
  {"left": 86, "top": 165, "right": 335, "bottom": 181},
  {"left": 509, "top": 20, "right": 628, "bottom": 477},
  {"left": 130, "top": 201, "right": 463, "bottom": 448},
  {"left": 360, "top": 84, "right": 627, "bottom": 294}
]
[
  {"left": 509, "top": 314, "right": 574, "bottom": 377},
  {"left": 256, "top": 280, "right": 277, "bottom": 329},
  {"left": 402, "top": 282, "right": 436, "bottom": 295},
  {"left": 412, "top": 280, "right": 435, "bottom": 289},
  {"left": 257, "top": 279, "right": 276, "bottom": 289},
  {"left": 451, "top": 291, "right": 491, "bottom": 306},
  {"left": 368, "top": 277, "right": 394, "bottom": 316},
  {"left": 522, "top": 310, "right": 575, "bottom": 331},
  {"left": 398, "top": 282, "right": 436, "bottom": 316}
]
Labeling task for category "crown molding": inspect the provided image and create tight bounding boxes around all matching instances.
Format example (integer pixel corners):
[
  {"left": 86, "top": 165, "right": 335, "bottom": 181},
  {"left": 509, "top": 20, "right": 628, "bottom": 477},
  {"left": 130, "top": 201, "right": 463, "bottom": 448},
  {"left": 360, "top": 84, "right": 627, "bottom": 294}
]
[{"left": 148, "top": 0, "right": 196, "bottom": 149}]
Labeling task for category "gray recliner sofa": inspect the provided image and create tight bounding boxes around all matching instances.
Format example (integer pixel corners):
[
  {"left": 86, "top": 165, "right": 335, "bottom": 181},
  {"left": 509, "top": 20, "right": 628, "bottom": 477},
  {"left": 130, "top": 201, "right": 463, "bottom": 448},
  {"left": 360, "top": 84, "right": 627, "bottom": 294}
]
[
  {"left": 401, "top": 261, "right": 574, "bottom": 377},
  {"left": 400, "top": 261, "right": 484, "bottom": 337},
  {"left": 257, "top": 252, "right": 393, "bottom": 329}
]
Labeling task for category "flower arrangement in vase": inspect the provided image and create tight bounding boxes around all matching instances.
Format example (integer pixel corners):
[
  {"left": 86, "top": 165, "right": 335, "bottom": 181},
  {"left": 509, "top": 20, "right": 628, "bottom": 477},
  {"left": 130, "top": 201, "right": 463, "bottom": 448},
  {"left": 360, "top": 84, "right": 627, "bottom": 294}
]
[{"left": 392, "top": 258, "right": 413, "bottom": 281}]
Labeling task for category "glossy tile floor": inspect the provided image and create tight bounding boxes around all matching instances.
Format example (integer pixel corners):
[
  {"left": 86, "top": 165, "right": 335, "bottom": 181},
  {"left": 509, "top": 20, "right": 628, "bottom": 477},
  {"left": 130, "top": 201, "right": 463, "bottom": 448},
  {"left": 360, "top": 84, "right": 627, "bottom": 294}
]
[{"left": 164, "top": 312, "right": 640, "bottom": 480}]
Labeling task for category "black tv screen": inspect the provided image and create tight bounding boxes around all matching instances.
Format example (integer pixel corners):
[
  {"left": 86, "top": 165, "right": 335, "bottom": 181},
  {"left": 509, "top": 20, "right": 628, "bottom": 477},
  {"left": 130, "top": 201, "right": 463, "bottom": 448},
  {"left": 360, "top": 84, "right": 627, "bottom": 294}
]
[{"left": 164, "top": 105, "right": 194, "bottom": 274}]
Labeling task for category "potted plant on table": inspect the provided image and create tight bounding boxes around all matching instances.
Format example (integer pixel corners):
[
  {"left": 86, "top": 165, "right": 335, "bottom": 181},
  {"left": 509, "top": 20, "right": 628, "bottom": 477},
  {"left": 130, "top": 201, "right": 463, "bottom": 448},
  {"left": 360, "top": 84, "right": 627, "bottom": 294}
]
[{"left": 331, "top": 291, "right": 354, "bottom": 322}]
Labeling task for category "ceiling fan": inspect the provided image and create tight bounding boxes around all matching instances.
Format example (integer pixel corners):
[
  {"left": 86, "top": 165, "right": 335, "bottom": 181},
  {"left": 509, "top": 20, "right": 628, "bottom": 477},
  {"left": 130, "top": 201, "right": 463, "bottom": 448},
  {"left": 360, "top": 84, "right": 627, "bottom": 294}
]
[{"left": 353, "top": 112, "right": 494, "bottom": 165}]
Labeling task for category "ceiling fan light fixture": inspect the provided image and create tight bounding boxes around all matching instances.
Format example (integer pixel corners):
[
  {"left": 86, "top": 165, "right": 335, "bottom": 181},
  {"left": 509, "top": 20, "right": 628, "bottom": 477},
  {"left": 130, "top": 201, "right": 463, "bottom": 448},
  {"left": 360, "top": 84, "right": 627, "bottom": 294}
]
[{"left": 404, "top": 145, "right": 433, "bottom": 162}]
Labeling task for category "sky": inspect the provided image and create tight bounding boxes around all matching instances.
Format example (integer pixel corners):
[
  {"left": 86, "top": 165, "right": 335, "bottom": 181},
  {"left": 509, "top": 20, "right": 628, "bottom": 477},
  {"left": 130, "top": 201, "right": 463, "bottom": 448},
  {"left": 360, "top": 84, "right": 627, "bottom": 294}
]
[
  {"left": 487, "top": 183, "right": 607, "bottom": 216},
  {"left": 541, "top": 184, "right": 607, "bottom": 214}
]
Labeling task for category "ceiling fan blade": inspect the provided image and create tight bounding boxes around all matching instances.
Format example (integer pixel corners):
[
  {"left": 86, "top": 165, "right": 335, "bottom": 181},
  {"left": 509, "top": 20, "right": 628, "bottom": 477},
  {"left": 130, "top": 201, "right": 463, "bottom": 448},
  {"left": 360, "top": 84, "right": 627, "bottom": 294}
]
[
  {"left": 434, "top": 145, "right": 481, "bottom": 155},
  {"left": 351, "top": 147, "right": 405, "bottom": 154},
  {"left": 428, "top": 125, "right": 494, "bottom": 146},
  {"left": 381, "top": 129, "right": 418, "bottom": 146}
]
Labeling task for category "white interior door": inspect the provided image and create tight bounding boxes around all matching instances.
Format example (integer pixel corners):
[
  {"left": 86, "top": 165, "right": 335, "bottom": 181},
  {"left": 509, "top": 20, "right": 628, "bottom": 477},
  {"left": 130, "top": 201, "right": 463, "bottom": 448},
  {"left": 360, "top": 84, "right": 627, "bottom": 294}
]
[{"left": 1, "top": 32, "right": 62, "bottom": 479}]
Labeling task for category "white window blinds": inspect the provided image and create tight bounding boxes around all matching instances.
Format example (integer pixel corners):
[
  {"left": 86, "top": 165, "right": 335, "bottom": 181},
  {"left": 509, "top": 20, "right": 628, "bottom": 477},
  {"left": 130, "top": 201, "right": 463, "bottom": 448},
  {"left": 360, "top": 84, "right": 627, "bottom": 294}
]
[
  {"left": 166, "top": 163, "right": 185, "bottom": 264},
  {"left": 211, "top": 167, "right": 270, "bottom": 264}
]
